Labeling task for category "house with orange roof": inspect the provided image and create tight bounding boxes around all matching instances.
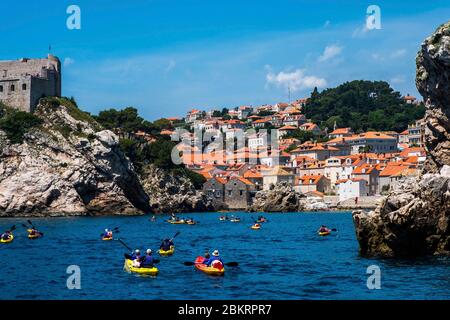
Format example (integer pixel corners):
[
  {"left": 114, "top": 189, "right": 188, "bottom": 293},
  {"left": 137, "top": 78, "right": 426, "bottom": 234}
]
[
  {"left": 243, "top": 169, "right": 263, "bottom": 190},
  {"left": 186, "top": 109, "right": 202, "bottom": 123},
  {"left": 351, "top": 163, "right": 380, "bottom": 195},
  {"left": 336, "top": 178, "right": 369, "bottom": 201},
  {"left": 251, "top": 117, "right": 271, "bottom": 128},
  {"left": 295, "top": 174, "right": 331, "bottom": 194},
  {"left": 203, "top": 176, "right": 228, "bottom": 203},
  {"left": 282, "top": 113, "right": 306, "bottom": 127},
  {"left": 399, "top": 129, "right": 409, "bottom": 144},
  {"left": 259, "top": 149, "right": 291, "bottom": 167},
  {"left": 403, "top": 94, "right": 417, "bottom": 104},
  {"left": 224, "top": 176, "right": 256, "bottom": 209},
  {"left": 290, "top": 143, "right": 341, "bottom": 161},
  {"left": 407, "top": 119, "right": 425, "bottom": 147},
  {"left": 299, "top": 122, "right": 322, "bottom": 135},
  {"left": 324, "top": 156, "right": 362, "bottom": 190},
  {"left": 328, "top": 131, "right": 398, "bottom": 155},
  {"left": 237, "top": 106, "right": 254, "bottom": 119},
  {"left": 378, "top": 163, "right": 411, "bottom": 194},
  {"left": 329, "top": 128, "right": 354, "bottom": 139},
  {"left": 277, "top": 125, "right": 297, "bottom": 140},
  {"left": 262, "top": 166, "right": 295, "bottom": 190}
]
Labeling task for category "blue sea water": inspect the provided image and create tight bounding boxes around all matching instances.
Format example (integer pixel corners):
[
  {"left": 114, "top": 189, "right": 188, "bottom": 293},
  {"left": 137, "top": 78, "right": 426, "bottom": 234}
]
[{"left": 1, "top": 212, "right": 450, "bottom": 300}]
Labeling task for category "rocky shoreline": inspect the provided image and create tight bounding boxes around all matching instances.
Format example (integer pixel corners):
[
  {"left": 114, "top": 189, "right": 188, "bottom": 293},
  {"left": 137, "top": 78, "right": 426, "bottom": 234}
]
[{"left": 352, "top": 21, "right": 450, "bottom": 257}]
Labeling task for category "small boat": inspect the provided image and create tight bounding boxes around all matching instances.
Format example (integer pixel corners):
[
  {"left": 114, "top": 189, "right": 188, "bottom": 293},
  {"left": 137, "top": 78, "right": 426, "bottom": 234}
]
[
  {"left": 251, "top": 224, "right": 261, "bottom": 230},
  {"left": 219, "top": 216, "right": 227, "bottom": 221},
  {"left": 194, "top": 256, "right": 225, "bottom": 276},
  {"left": 318, "top": 231, "right": 331, "bottom": 236},
  {"left": 186, "top": 221, "right": 197, "bottom": 225},
  {"left": 230, "top": 218, "right": 241, "bottom": 223},
  {"left": 167, "top": 219, "right": 186, "bottom": 224},
  {"left": 124, "top": 259, "right": 158, "bottom": 276},
  {"left": 0, "top": 234, "right": 14, "bottom": 244},
  {"left": 159, "top": 246, "right": 175, "bottom": 256}
]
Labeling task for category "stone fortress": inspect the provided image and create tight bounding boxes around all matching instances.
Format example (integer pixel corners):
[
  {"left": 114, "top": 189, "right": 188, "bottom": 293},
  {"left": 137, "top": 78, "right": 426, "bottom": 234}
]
[{"left": 0, "top": 54, "right": 61, "bottom": 112}]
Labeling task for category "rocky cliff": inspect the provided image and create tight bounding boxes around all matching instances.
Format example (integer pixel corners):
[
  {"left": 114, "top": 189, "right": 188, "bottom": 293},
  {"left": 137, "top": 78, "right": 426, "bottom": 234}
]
[
  {"left": 140, "top": 164, "right": 215, "bottom": 214},
  {"left": 353, "top": 22, "right": 450, "bottom": 257},
  {"left": 0, "top": 98, "right": 150, "bottom": 216},
  {"left": 249, "top": 182, "right": 305, "bottom": 212}
]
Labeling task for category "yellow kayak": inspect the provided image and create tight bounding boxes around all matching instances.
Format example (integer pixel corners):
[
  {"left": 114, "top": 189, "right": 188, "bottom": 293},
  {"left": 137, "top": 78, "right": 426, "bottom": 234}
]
[
  {"left": 251, "top": 224, "right": 261, "bottom": 230},
  {"left": 167, "top": 220, "right": 185, "bottom": 224},
  {"left": 102, "top": 237, "right": 113, "bottom": 241},
  {"left": 159, "top": 246, "right": 175, "bottom": 256},
  {"left": 186, "top": 221, "right": 196, "bottom": 225},
  {"left": 0, "top": 235, "right": 14, "bottom": 244},
  {"left": 28, "top": 233, "right": 43, "bottom": 239},
  {"left": 124, "top": 259, "right": 159, "bottom": 276},
  {"left": 319, "top": 231, "right": 331, "bottom": 236}
]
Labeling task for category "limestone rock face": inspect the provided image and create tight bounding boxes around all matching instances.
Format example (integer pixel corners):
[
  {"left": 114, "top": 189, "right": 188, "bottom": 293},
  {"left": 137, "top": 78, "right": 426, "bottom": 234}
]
[
  {"left": 352, "top": 22, "right": 450, "bottom": 257},
  {"left": 0, "top": 101, "right": 150, "bottom": 216},
  {"left": 140, "top": 164, "right": 215, "bottom": 214},
  {"left": 249, "top": 182, "right": 305, "bottom": 212}
]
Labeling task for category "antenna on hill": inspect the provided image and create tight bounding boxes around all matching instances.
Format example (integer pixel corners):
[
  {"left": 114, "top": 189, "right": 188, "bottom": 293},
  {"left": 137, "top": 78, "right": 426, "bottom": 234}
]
[{"left": 49, "top": 45, "right": 52, "bottom": 53}]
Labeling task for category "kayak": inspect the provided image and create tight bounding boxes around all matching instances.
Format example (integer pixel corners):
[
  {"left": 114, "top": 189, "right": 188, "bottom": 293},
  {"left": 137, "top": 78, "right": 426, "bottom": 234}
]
[
  {"left": 251, "top": 224, "right": 261, "bottom": 230},
  {"left": 219, "top": 217, "right": 227, "bottom": 221},
  {"left": 159, "top": 246, "right": 175, "bottom": 256},
  {"left": 28, "top": 233, "right": 43, "bottom": 239},
  {"left": 0, "top": 235, "right": 14, "bottom": 244},
  {"left": 256, "top": 219, "right": 267, "bottom": 223},
  {"left": 102, "top": 236, "right": 113, "bottom": 241},
  {"left": 186, "top": 221, "right": 196, "bottom": 225},
  {"left": 167, "top": 220, "right": 185, "bottom": 224},
  {"left": 230, "top": 219, "right": 241, "bottom": 223},
  {"left": 319, "top": 231, "right": 331, "bottom": 236},
  {"left": 124, "top": 259, "right": 159, "bottom": 276},
  {"left": 194, "top": 256, "right": 225, "bottom": 276}
]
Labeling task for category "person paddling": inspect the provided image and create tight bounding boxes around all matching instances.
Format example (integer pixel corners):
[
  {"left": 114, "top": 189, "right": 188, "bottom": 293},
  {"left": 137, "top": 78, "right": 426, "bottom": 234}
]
[
  {"left": 141, "top": 249, "right": 155, "bottom": 268},
  {"left": 202, "top": 250, "right": 223, "bottom": 267},
  {"left": 160, "top": 238, "right": 174, "bottom": 251},
  {"left": 1, "top": 230, "right": 12, "bottom": 241},
  {"left": 318, "top": 225, "right": 331, "bottom": 233}
]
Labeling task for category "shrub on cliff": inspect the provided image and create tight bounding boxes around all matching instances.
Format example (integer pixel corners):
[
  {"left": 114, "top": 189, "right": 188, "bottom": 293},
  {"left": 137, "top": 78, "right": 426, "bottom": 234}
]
[{"left": 0, "top": 109, "right": 43, "bottom": 144}]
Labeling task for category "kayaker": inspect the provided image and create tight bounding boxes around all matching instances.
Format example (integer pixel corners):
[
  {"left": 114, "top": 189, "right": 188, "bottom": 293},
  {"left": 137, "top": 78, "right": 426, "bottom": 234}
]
[
  {"left": 141, "top": 249, "right": 155, "bottom": 267},
  {"left": 318, "top": 225, "right": 331, "bottom": 233},
  {"left": 202, "top": 250, "right": 223, "bottom": 266},
  {"left": 130, "top": 249, "right": 141, "bottom": 260},
  {"left": 160, "top": 238, "right": 174, "bottom": 251},
  {"left": 1, "top": 231, "right": 12, "bottom": 240},
  {"left": 103, "top": 229, "right": 113, "bottom": 238}
]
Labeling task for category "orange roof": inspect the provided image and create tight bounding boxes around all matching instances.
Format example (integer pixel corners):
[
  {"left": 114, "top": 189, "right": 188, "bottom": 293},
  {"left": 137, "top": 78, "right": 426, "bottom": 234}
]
[
  {"left": 296, "top": 175, "right": 325, "bottom": 185},
  {"left": 279, "top": 125, "right": 297, "bottom": 131},
  {"left": 336, "top": 178, "right": 367, "bottom": 185},
  {"left": 160, "top": 129, "right": 174, "bottom": 135},
  {"left": 352, "top": 164, "right": 378, "bottom": 175},
  {"left": 243, "top": 170, "right": 263, "bottom": 179},
  {"left": 227, "top": 176, "right": 254, "bottom": 186},
  {"left": 379, "top": 164, "right": 410, "bottom": 177},
  {"left": 400, "top": 130, "right": 409, "bottom": 135},
  {"left": 166, "top": 117, "right": 180, "bottom": 121},
  {"left": 399, "top": 147, "right": 426, "bottom": 158},
  {"left": 330, "top": 128, "right": 352, "bottom": 135}
]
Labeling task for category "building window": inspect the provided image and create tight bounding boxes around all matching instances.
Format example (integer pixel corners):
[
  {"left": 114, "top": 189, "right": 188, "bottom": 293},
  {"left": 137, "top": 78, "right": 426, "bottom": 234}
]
[
  {"left": 0, "top": 85, "right": 2, "bottom": 92},
  {"left": 228, "top": 190, "right": 232, "bottom": 196},
  {"left": 10, "top": 84, "right": 15, "bottom": 91},
  {"left": 240, "top": 190, "right": 244, "bottom": 196},
  {"left": 22, "top": 83, "right": 27, "bottom": 90}
]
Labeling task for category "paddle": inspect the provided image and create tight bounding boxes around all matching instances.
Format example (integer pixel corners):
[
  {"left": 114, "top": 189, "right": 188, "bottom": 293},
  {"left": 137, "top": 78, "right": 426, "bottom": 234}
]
[
  {"left": 118, "top": 238, "right": 132, "bottom": 252},
  {"left": 170, "top": 231, "right": 180, "bottom": 242},
  {"left": 183, "top": 261, "right": 239, "bottom": 267}
]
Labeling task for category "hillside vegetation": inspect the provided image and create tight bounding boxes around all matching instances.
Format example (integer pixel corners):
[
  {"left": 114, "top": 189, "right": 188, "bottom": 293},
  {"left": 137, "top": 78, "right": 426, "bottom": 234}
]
[{"left": 304, "top": 80, "right": 425, "bottom": 132}]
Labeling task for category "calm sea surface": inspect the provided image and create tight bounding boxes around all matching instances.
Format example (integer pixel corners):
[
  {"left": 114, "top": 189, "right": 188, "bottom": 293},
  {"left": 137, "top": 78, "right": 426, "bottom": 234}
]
[{"left": 1, "top": 212, "right": 450, "bottom": 300}]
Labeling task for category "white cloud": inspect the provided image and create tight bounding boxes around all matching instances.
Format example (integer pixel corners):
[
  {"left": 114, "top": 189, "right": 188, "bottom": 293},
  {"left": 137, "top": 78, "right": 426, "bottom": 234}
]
[
  {"left": 318, "top": 45, "right": 343, "bottom": 62},
  {"left": 165, "top": 59, "right": 176, "bottom": 73},
  {"left": 391, "top": 49, "right": 407, "bottom": 59},
  {"left": 63, "top": 57, "right": 75, "bottom": 67},
  {"left": 266, "top": 69, "right": 327, "bottom": 92},
  {"left": 352, "top": 24, "right": 370, "bottom": 38}
]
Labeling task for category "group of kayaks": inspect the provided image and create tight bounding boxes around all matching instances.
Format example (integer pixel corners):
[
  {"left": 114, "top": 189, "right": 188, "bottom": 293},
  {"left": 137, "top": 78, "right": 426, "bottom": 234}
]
[
  {"left": 0, "top": 222, "right": 44, "bottom": 244},
  {"left": 167, "top": 217, "right": 197, "bottom": 225}
]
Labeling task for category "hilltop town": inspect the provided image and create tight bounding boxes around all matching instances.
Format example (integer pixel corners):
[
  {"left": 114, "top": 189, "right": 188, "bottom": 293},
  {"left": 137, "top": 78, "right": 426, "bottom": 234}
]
[{"left": 138, "top": 90, "right": 427, "bottom": 211}]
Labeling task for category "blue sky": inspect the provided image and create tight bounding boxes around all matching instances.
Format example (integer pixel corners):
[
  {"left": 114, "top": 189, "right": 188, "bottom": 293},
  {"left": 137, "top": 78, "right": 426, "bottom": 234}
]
[{"left": 1, "top": 0, "right": 450, "bottom": 120}]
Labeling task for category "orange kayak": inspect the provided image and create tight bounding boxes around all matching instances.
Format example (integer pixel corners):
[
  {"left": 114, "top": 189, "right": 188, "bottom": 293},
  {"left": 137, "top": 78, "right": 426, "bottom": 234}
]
[{"left": 194, "top": 256, "right": 225, "bottom": 276}]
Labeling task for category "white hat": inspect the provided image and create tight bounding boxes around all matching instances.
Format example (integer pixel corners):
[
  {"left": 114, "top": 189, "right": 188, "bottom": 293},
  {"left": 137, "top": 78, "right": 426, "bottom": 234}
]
[
  {"left": 105, "top": 229, "right": 108, "bottom": 232},
  {"left": 135, "top": 249, "right": 140, "bottom": 254},
  {"left": 213, "top": 250, "right": 219, "bottom": 256},
  {"left": 146, "top": 249, "right": 152, "bottom": 254}
]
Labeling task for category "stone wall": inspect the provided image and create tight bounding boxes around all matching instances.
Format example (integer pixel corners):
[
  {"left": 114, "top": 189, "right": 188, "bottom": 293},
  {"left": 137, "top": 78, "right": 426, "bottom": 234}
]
[{"left": 0, "top": 55, "right": 61, "bottom": 112}]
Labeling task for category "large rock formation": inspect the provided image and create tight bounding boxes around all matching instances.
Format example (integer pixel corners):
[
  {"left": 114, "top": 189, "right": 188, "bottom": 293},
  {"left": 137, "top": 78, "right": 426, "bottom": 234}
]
[
  {"left": 140, "top": 164, "right": 215, "bottom": 214},
  {"left": 0, "top": 99, "right": 150, "bottom": 216},
  {"left": 353, "top": 22, "right": 450, "bottom": 257},
  {"left": 249, "top": 182, "right": 305, "bottom": 212}
]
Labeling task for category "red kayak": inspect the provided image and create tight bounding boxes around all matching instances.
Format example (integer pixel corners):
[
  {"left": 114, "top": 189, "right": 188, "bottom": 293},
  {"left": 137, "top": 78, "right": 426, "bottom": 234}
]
[{"left": 194, "top": 256, "right": 225, "bottom": 276}]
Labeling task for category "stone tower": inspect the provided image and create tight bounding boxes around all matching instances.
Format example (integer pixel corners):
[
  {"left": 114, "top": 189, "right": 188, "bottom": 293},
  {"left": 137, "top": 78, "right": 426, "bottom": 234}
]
[{"left": 0, "top": 54, "right": 61, "bottom": 112}]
